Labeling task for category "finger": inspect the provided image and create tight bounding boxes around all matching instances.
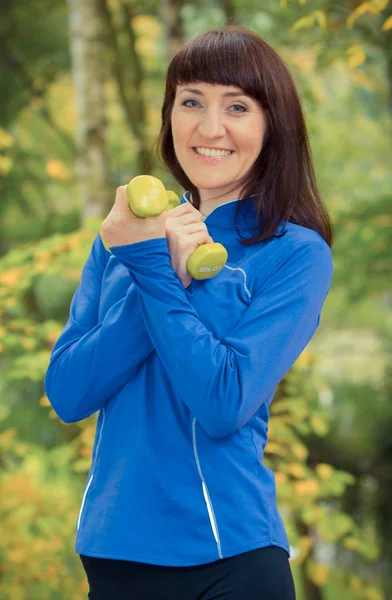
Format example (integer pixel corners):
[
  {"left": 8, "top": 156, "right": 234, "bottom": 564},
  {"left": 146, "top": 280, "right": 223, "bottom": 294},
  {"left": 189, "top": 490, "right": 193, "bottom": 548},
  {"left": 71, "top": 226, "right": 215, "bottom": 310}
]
[
  {"left": 114, "top": 185, "right": 135, "bottom": 218},
  {"left": 166, "top": 222, "right": 209, "bottom": 242},
  {"left": 166, "top": 201, "right": 203, "bottom": 219},
  {"left": 180, "top": 222, "right": 209, "bottom": 236},
  {"left": 114, "top": 185, "right": 131, "bottom": 208},
  {"left": 165, "top": 213, "right": 205, "bottom": 232},
  {"left": 179, "top": 229, "right": 214, "bottom": 248}
]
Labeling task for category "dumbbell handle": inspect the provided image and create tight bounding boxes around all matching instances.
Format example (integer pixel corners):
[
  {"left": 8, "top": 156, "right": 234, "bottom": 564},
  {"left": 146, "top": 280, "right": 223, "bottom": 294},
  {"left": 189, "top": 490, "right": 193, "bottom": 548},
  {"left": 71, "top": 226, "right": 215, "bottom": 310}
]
[{"left": 102, "top": 175, "right": 228, "bottom": 280}]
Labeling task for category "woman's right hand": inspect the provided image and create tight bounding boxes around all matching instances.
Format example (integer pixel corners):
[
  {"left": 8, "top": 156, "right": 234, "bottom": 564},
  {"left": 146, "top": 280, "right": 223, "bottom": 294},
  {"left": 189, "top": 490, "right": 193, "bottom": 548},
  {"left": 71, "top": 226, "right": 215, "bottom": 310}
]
[{"left": 165, "top": 203, "right": 214, "bottom": 288}]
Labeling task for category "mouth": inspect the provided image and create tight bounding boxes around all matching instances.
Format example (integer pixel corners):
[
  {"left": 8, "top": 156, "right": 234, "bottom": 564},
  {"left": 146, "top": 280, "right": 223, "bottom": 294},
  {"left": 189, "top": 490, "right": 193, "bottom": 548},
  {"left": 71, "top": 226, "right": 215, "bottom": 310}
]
[{"left": 191, "top": 147, "right": 235, "bottom": 162}]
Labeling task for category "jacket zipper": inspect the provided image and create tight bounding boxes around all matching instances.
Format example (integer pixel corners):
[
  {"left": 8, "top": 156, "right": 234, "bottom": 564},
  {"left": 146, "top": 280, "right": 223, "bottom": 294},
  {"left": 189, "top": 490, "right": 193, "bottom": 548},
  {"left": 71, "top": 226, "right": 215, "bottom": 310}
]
[
  {"left": 192, "top": 416, "right": 223, "bottom": 559},
  {"left": 76, "top": 408, "right": 106, "bottom": 531}
]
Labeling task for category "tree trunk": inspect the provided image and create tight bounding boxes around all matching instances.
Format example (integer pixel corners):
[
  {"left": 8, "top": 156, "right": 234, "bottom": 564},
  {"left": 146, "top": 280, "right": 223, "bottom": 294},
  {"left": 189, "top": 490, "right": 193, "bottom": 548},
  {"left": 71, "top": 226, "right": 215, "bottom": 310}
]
[
  {"left": 67, "top": 0, "right": 111, "bottom": 223},
  {"left": 220, "top": 0, "right": 237, "bottom": 26},
  {"left": 159, "top": 0, "right": 185, "bottom": 60}
]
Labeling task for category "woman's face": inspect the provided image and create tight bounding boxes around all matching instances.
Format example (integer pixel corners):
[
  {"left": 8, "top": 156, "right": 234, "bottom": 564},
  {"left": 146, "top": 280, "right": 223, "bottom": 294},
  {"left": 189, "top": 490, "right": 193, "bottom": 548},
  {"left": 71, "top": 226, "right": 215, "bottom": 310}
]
[{"left": 171, "top": 82, "right": 267, "bottom": 207}]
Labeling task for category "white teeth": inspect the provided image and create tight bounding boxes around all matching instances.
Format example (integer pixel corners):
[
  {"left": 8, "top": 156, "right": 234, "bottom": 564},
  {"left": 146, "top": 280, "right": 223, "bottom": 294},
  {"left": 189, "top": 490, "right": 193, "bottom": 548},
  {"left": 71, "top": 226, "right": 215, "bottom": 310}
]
[{"left": 195, "top": 147, "right": 232, "bottom": 158}]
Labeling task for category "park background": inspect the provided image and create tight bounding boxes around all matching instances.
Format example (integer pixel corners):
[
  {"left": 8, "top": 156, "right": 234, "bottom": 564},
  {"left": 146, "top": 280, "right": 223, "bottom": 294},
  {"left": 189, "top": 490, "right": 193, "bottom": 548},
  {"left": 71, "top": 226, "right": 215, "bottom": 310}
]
[{"left": 0, "top": 0, "right": 391, "bottom": 598}]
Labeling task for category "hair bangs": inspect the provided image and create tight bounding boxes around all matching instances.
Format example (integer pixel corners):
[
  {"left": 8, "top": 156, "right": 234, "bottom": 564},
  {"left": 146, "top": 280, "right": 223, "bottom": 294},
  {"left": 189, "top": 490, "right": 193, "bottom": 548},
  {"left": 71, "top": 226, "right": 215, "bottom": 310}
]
[{"left": 167, "top": 30, "right": 263, "bottom": 103}]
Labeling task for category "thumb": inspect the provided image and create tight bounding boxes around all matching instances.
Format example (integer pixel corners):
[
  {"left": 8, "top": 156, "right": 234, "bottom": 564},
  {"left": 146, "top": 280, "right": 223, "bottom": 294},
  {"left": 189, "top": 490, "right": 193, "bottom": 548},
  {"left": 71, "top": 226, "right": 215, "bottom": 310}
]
[{"left": 116, "top": 185, "right": 130, "bottom": 211}]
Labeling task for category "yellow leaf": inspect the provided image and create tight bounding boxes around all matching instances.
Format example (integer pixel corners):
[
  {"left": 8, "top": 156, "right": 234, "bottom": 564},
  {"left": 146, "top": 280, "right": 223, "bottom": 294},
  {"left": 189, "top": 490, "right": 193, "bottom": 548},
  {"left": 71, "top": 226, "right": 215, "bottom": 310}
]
[
  {"left": 46, "top": 565, "right": 58, "bottom": 577},
  {"left": 315, "top": 10, "right": 327, "bottom": 30},
  {"left": 347, "top": 48, "right": 367, "bottom": 68},
  {"left": 5, "top": 297, "right": 17, "bottom": 307},
  {"left": 290, "top": 50, "right": 316, "bottom": 74},
  {"left": 288, "top": 463, "right": 307, "bottom": 478},
  {"left": 0, "top": 156, "right": 13, "bottom": 175},
  {"left": 347, "top": 0, "right": 388, "bottom": 28},
  {"left": 20, "top": 338, "right": 36, "bottom": 351},
  {"left": 364, "top": 586, "right": 385, "bottom": 600},
  {"left": 374, "top": 215, "right": 392, "bottom": 226},
  {"left": 295, "top": 478, "right": 320, "bottom": 497},
  {"left": 7, "top": 549, "right": 26, "bottom": 564},
  {"left": 265, "top": 441, "right": 286, "bottom": 455},
  {"left": 292, "top": 442, "right": 308, "bottom": 460},
  {"left": 347, "top": 69, "right": 375, "bottom": 90},
  {"left": 311, "top": 562, "right": 328, "bottom": 586},
  {"left": 310, "top": 414, "right": 329, "bottom": 436},
  {"left": 315, "top": 463, "right": 334, "bottom": 479},
  {"left": 347, "top": 3, "right": 371, "bottom": 28},
  {"left": 32, "top": 539, "right": 48, "bottom": 553},
  {"left": 0, "top": 127, "right": 13, "bottom": 148},
  {"left": 349, "top": 575, "right": 362, "bottom": 590},
  {"left": 291, "top": 14, "right": 315, "bottom": 32},
  {"left": 132, "top": 15, "right": 162, "bottom": 38},
  {"left": 49, "top": 408, "right": 59, "bottom": 419},
  {"left": 40, "top": 395, "right": 51, "bottom": 407},
  {"left": 275, "top": 471, "right": 288, "bottom": 484},
  {"left": 291, "top": 535, "right": 312, "bottom": 565},
  {"left": 343, "top": 536, "right": 361, "bottom": 550},
  {"left": 302, "top": 505, "right": 325, "bottom": 523},
  {"left": 45, "top": 160, "right": 71, "bottom": 181},
  {"left": 382, "top": 15, "right": 392, "bottom": 30},
  {"left": 79, "top": 578, "right": 89, "bottom": 594},
  {"left": 373, "top": 0, "right": 389, "bottom": 11},
  {"left": 0, "top": 268, "right": 24, "bottom": 287},
  {"left": 0, "top": 428, "right": 17, "bottom": 450},
  {"left": 292, "top": 10, "right": 327, "bottom": 31},
  {"left": 296, "top": 349, "right": 314, "bottom": 366}
]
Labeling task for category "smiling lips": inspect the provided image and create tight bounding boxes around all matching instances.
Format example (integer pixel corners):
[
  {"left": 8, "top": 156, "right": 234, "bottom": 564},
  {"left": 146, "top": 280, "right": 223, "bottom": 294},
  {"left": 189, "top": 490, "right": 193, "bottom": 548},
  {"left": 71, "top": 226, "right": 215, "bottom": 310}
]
[{"left": 192, "top": 147, "right": 234, "bottom": 161}]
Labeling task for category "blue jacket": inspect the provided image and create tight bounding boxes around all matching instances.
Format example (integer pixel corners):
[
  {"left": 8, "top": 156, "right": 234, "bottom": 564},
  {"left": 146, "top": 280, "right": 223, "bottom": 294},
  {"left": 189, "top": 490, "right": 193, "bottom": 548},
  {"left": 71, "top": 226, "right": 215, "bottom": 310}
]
[{"left": 44, "top": 191, "right": 334, "bottom": 566}]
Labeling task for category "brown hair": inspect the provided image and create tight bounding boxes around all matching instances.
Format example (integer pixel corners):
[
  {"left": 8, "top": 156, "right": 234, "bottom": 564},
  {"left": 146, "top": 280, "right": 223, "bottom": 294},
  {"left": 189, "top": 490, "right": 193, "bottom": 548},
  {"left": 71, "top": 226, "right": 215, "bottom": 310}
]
[{"left": 154, "top": 25, "right": 333, "bottom": 247}]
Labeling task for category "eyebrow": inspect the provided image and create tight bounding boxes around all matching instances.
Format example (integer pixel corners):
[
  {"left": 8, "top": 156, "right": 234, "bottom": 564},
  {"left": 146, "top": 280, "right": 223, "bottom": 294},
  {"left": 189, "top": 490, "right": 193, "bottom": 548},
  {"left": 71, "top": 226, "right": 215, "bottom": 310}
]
[{"left": 179, "top": 87, "right": 247, "bottom": 98}]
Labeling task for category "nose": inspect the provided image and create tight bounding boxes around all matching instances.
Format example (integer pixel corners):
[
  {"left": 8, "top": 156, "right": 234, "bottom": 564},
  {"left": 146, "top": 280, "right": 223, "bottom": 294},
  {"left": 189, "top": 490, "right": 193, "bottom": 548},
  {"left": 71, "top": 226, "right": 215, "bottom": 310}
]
[{"left": 197, "top": 107, "right": 226, "bottom": 139}]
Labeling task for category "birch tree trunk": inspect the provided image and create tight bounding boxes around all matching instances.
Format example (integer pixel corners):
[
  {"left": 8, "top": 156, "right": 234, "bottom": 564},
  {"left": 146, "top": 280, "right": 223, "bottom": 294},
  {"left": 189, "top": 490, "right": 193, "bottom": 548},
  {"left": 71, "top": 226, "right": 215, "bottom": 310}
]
[
  {"left": 67, "top": 0, "right": 111, "bottom": 223},
  {"left": 159, "top": 0, "right": 185, "bottom": 60}
]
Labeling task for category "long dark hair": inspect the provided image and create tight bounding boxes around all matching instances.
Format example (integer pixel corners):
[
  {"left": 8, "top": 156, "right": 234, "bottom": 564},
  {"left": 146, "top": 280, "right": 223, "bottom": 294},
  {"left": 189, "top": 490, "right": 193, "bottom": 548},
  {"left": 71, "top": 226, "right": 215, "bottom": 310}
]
[{"left": 154, "top": 25, "right": 333, "bottom": 247}]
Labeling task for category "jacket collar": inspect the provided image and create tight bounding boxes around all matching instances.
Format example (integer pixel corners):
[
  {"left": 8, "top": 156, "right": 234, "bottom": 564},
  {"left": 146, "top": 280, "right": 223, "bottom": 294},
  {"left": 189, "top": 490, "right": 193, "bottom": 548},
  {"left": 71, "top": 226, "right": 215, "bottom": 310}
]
[{"left": 180, "top": 190, "right": 262, "bottom": 231}]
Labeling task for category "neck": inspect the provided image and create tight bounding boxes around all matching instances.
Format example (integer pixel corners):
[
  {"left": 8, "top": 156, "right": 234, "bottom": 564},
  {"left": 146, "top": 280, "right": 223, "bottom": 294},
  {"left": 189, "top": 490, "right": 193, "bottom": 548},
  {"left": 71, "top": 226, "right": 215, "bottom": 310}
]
[{"left": 191, "top": 193, "right": 239, "bottom": 217}]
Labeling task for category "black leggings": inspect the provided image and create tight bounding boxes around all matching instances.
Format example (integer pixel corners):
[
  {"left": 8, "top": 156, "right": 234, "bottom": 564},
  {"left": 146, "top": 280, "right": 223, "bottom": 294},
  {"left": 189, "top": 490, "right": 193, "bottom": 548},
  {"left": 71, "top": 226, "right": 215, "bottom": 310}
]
[{"left": 80, "top": 545, "right": 296, "bottom": 599}]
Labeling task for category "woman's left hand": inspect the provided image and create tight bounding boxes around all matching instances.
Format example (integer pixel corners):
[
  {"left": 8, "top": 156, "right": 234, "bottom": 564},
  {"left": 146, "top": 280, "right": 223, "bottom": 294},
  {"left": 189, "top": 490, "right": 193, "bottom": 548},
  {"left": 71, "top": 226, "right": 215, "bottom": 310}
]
[{"left": 100, "top": 185, "right": 166, "bottom": 248}]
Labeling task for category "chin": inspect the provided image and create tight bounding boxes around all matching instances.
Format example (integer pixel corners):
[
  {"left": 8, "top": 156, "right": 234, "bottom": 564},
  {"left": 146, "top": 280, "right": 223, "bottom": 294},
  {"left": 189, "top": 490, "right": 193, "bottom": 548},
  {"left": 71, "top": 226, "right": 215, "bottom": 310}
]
[{"left": 186, "top": 175, "right": 234, "bottom": 190}]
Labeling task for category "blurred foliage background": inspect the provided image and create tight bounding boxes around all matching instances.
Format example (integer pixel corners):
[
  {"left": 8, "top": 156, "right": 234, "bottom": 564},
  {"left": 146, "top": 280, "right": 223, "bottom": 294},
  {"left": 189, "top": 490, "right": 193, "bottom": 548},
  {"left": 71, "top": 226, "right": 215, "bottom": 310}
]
[{"left": 0, "top": 0, "right": 391, "bottom": 598}]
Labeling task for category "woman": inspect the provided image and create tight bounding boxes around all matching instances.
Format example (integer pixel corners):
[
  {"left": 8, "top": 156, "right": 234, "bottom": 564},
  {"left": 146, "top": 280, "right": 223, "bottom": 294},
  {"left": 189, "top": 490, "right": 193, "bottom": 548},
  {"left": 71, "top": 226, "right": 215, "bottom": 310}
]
[{"left": 45, "top": 25, "right": 334, "bottom": 599}]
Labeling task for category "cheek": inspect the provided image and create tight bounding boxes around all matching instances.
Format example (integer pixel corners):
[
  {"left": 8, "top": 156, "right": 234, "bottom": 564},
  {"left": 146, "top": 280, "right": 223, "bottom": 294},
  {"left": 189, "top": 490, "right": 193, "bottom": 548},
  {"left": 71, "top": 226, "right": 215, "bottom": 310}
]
[
  {"left": 241, "top": 119, "right": 265, "bottom": 155},
  {"left": 172, "top": 111, "right": 194, "bottom": 143},
  {"left": 171, "top": 120, "right": 186, "bottom": 152}
]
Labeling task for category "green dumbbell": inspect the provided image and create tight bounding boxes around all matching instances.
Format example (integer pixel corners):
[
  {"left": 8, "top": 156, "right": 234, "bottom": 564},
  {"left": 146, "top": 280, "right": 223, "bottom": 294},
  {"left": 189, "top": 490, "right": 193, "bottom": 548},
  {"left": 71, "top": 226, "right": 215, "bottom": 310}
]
[{"left": 102, "top": 175, "right": 228, "bottom": 281}]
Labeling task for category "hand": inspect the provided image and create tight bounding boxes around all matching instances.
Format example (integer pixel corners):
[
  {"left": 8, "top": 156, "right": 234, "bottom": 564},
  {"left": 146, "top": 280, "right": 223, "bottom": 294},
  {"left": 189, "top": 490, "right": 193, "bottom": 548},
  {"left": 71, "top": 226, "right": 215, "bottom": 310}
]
[
  {"left": 100, "top": 185, "right": 166, "bottom": 248},
  {"left": 165, "top": 202, "right": 214, "bottom": 288}
]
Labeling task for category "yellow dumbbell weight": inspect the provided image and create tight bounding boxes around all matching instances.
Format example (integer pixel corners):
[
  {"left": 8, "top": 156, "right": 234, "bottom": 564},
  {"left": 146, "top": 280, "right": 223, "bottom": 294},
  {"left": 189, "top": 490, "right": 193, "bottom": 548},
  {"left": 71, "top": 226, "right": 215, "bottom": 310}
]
[{"left": 102, "top": 175, "right": 228, "bottom": 280}]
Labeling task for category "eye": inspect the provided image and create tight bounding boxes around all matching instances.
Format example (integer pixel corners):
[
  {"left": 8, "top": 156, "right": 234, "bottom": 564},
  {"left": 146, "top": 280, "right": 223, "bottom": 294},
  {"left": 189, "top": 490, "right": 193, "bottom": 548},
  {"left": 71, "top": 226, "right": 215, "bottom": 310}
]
[
  {"left": 181, "top": 99, "right": 200, "bottom": 108},
  {"left": 181, "top": 99, "right": 248, "bottom": 113},
  {"left": 230, "top": 104, "right": 248, "bottom": 113}
]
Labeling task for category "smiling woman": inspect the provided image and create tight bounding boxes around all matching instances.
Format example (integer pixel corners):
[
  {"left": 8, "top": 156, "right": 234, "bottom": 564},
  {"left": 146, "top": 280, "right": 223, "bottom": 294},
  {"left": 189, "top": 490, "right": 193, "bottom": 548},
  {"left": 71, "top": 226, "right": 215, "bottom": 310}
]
[{"left": 46, "top": 24, "right": 335, "bottom": 600}]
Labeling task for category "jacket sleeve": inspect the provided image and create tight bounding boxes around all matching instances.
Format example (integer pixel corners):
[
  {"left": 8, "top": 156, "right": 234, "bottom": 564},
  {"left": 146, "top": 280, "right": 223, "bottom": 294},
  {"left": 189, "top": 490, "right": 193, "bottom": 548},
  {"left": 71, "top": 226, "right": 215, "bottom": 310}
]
[
  {"left": 110, "top": 237, "right": 334, "bottom": 439},
  {"left": 44, "top": 233, "right": 154, "bottom": 424}
]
